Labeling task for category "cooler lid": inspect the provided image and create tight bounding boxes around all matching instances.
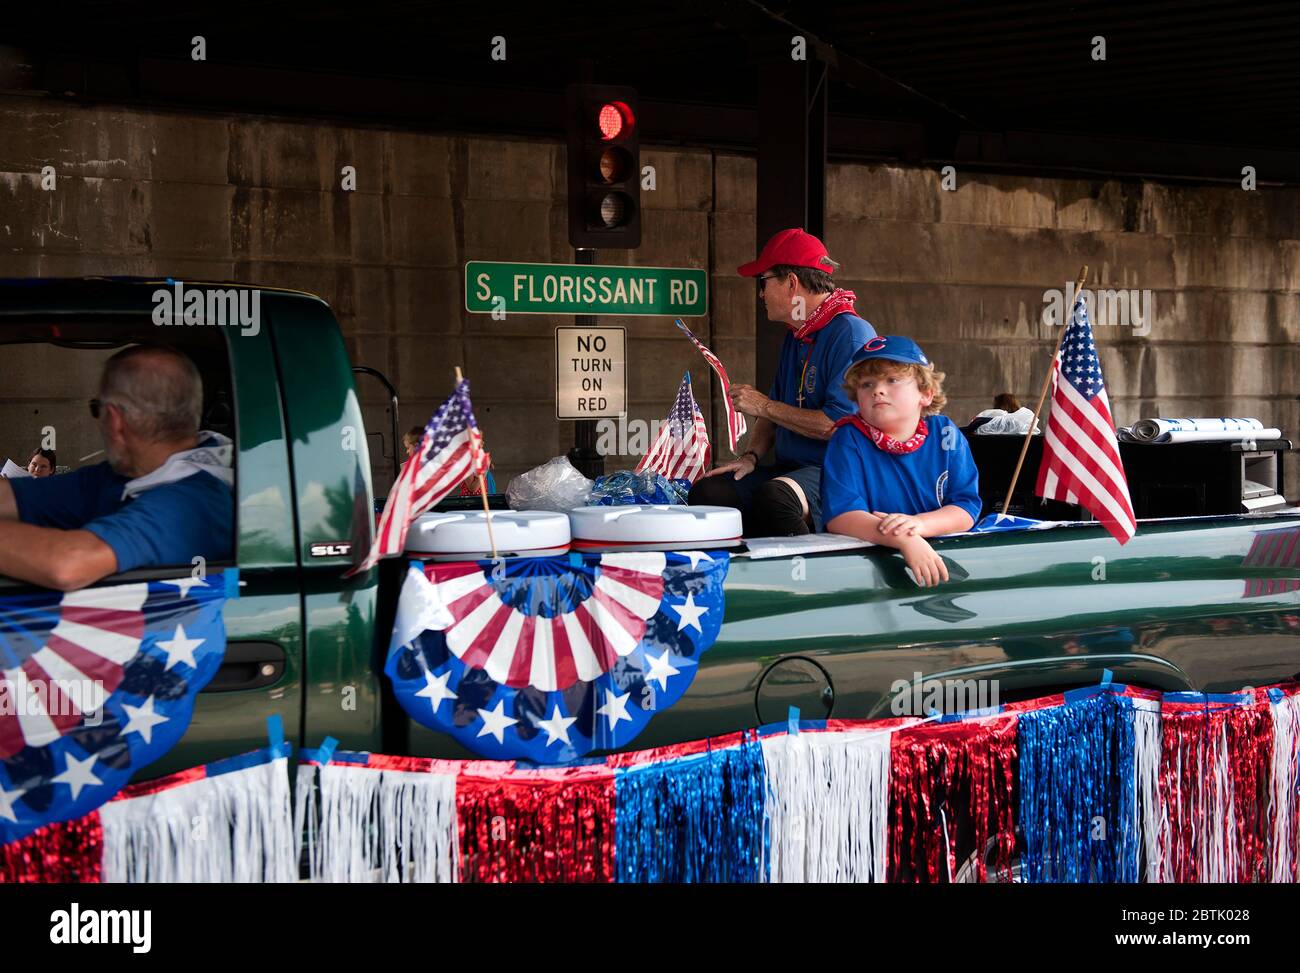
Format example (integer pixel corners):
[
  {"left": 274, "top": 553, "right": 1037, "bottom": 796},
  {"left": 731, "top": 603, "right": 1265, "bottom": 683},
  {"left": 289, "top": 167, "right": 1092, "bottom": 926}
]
[
  {"left": 567, "top": 504, "right": 742, "bottom": 544},
  {"left": 405, "top": 509, "right": 572, "bottom": 555}
]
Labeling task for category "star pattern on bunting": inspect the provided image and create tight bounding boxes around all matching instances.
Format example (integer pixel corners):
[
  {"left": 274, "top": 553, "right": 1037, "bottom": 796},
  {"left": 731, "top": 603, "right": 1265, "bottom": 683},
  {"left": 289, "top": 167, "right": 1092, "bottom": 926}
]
[
  {"left": 537, "top": 706, "right": 578, "bottom": 746},
  {"left": 597, "top": 688, "right": 633, "bottom": 730},
  {"left": 668, "top": 592, "right": 708, "bottom": 633},
  {"left": 157, "top": 624, "right": 205, "bottom": 671},
  {"left": 121, "top": 696, "right": 169, "bottom": 744},
  {"left": 476, "top": 699, "right": 519, "bottom": 744},
  {"left": 52, "top": 753, "right": 101, "bottom": 800},
  {"left": 415, "top": 668, "right": 457, "bottom": 712}
]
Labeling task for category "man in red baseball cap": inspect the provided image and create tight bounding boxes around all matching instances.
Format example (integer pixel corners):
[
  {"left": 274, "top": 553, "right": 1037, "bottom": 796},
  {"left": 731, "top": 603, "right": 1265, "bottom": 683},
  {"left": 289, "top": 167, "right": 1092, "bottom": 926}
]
[{"left": 690, "top": 228, "right": 877, "bottom": 535}]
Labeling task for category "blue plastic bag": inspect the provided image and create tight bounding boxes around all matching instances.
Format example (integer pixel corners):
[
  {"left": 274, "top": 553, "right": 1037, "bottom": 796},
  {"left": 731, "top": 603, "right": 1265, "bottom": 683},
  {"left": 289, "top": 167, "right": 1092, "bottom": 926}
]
[{"left": 588, "top": 470, "right": 692, "bottom": 506}]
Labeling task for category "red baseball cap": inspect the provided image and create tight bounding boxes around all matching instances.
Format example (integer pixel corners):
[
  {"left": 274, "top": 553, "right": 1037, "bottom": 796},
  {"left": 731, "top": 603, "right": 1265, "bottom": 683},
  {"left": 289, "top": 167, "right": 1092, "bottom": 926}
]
[{"left": 737, "top": 228, "right": 836, "bottom": 277}]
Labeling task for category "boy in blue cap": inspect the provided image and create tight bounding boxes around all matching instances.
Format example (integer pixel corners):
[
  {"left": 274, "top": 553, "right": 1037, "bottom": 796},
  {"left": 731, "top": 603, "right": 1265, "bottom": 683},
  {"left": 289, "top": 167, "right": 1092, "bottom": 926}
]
[{"left": 822, "top": 336, "right": 982, "bottom": 587}]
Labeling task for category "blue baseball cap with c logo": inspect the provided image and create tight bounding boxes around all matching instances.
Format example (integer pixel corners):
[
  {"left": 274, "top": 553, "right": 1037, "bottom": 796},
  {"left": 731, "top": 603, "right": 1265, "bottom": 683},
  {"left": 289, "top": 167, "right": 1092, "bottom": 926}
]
[{"left": 850, "top": 335, "right": 930, "bottom": 366}]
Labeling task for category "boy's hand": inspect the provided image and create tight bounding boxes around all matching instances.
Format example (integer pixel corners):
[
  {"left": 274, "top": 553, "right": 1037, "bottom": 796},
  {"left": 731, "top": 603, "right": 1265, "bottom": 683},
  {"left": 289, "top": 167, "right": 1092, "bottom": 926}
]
[
  {"left": 873, "top": 511, "right": 924, "bottom": 537},
  {"left": 899, "top": 535, "right": 949, "bottom": 587}
]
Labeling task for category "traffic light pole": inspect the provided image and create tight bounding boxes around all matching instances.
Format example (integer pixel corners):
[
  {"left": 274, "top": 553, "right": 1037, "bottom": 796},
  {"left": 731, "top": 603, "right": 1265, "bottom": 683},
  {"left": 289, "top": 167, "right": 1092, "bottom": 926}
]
[{"left": 567, "top": 246, "right": 604, "bottom": 481}]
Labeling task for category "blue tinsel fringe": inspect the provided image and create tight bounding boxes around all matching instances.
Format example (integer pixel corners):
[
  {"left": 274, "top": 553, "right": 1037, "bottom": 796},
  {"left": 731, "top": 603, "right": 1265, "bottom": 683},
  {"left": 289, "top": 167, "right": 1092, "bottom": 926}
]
[
  {"left": 1018, "top": 693, "right": 1140, "bottom": 883},
  {"left": 614, "top": 731, "right": 768, "bottom": 882}
]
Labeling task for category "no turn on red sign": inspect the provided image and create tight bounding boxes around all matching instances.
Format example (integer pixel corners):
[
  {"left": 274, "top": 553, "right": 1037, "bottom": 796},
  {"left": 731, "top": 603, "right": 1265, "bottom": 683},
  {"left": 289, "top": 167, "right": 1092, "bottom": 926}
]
[{"left": 555, "top": 327, "right": 626, "bottom": 419}]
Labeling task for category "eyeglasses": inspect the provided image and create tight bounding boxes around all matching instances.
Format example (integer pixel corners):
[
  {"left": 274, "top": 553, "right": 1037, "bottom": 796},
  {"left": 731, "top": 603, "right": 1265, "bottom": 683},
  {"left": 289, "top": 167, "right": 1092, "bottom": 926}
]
[{"left": 757, "top": 273, "right": 785, "bottom": 292}]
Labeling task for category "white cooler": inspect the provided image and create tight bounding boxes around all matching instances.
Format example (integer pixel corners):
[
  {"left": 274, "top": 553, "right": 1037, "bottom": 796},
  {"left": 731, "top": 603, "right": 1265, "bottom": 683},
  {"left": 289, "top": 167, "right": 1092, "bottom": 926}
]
[
  {"left": 567, "top": 504, "right": 743, "bottom": 552},
  {"left": 404, "top": 509, "right": 571, "bottom": 561}
]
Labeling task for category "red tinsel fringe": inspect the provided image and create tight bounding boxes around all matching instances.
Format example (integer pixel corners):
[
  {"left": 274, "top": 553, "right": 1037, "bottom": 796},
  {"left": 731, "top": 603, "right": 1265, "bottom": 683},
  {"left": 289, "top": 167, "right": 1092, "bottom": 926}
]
[
  {"left": 456, "top": 764, "right": 616, "bottom": 883},
  {"left": 888, "top": 715, "right": 1018, "bottom": 883},
  {"left": 0, "top": 814, "right": 104, "bottom": 883},
  {"left": 1160, "top": 698, "right": 1276, "bottom": 883}
]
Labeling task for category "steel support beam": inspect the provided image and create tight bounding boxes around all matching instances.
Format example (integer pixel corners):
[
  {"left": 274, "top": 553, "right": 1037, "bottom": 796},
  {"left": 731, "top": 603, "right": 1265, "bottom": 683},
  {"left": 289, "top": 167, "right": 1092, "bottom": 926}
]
[{"left": 753, "top": 54, "right": 827, "bottom": 410}]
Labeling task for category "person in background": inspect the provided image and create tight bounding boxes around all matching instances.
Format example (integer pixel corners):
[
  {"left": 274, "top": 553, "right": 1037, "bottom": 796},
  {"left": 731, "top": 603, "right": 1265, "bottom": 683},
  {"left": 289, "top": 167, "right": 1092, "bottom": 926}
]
[
  {"left": 26, "top": 448, "right": 56, "bottom": 477},
  {"left": 402, "top": 425, "right": 423, "bottom": 460},
  {"left": 404, "top": 423, "right": 494, "bottom": 495},
  {"left": 993, "top": 392, "right": 1020, "bottom": 413}
]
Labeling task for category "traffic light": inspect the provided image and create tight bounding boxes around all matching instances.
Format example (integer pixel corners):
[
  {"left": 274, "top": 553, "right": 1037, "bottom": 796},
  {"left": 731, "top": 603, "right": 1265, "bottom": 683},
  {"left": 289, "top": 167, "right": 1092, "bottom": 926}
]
[{"left": 566, "top": 84, "right": 641, "bottom": 249}]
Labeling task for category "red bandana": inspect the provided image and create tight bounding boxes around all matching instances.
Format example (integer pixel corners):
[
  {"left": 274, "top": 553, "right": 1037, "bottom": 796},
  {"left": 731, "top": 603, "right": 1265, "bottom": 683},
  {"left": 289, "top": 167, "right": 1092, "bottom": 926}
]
[
  {"left": 835, "top": 415, "right": 929, "bottom": 455},
  {"left": 793, "top": 288, "right": 857, "bottom": 344}
]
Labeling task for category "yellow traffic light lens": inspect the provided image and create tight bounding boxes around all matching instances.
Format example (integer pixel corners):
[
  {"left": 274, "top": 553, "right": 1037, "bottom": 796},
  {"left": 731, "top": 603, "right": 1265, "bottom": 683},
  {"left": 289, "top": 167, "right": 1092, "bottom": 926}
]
[{"left": 599, "top": 147, "right": 630, "bottom": 183}]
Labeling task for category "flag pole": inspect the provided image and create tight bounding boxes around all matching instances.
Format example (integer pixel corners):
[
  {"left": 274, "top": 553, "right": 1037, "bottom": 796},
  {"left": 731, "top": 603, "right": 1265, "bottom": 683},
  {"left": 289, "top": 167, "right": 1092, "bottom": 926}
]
[
  {"left": 455, "top": 366, "right": 498, "bottom": 560},
  {"left": 999, "top": 265, "right": 1089, "bottom": 518}
]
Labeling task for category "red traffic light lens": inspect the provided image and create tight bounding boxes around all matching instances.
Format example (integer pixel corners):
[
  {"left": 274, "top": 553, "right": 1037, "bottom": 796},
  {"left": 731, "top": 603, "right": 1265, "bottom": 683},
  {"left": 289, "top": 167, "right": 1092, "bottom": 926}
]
[{"left": 597, "top": 101, "right": 633, "bottom": 140}]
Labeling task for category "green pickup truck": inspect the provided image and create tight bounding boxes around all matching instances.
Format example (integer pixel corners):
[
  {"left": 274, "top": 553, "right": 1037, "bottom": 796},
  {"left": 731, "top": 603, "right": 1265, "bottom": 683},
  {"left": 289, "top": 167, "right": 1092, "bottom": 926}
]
[{"left": 4, "top": 278, "right": 1299, "bottom": 781}]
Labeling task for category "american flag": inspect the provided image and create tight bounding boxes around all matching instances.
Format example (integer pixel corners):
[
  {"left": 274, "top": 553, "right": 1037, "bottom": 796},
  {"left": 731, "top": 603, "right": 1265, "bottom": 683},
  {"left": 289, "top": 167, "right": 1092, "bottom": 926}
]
[
  {"left": 347, "top": 379, "right": 490, "bottom": 577},
  {"left": 1035, "top": 295, "right": 1136, "bottom": 544},
  {"left": 635, "top": 372, "right": 711, "bottom": 483},
  {"left": 673, "top": 318, "right": 747, "bottom": 453}
]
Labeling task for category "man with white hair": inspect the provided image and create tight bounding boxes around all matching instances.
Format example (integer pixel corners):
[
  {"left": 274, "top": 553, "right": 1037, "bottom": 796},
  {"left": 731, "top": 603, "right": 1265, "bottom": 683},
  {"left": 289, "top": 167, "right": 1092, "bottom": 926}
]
[{"left": 0, "top": 344, "right": 234, "bottom": 590}]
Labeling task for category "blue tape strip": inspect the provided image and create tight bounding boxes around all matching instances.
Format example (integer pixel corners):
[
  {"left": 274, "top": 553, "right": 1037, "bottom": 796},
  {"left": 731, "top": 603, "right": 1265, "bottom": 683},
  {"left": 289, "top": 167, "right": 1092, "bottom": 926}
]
[
  {"left": 1163, "top": 691, "right": 1249, "bottom": 705},
  {"left": 568, "top": 552, "right": 584, "bottom": 568},
  {"left": 1269, "top": 688, "right": 1285, "bottom": 704},
  {"left": 1101, "top": 668, "right": 1113, "bottom": 688},
  {"left": 756, "top": 718, "right": 829, "bottom": 738},
  {"left": 203, "top": 741, "right": 292, "bottom": 779},
  {"left": 266, "top": 713, "right": 285, "bottom": 751},
  {"left": 318, "top": 736, "right": 339, "bottom": 766},
  {"left": 787, "top": 706, "right": 800, "bottom": 736},
  {"left": 224, "top": 566, "right": 241, "bottom": 600}
]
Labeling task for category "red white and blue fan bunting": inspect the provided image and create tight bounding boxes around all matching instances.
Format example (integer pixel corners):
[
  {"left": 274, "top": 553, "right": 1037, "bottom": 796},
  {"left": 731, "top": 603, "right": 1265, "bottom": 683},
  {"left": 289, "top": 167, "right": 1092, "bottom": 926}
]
[
  {"left": 0, "top": 570, "right": 236, "bottom": 844},
  {"left": 386, "top": 552, "right": 729, "bottom": 762}
]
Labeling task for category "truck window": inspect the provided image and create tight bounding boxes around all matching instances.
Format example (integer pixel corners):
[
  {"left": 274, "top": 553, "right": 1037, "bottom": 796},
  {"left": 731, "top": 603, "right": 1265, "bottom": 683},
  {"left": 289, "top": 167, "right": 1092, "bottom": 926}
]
[{"left": 0, "top": 321, "right": 236, "bottom": 584}]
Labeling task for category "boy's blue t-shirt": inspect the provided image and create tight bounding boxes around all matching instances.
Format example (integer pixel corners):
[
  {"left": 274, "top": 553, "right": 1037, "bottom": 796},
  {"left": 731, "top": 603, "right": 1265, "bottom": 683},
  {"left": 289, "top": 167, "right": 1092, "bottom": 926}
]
[
  {"left": 821, "top": 414, "right": 983, "bottom": 527},
  {"left": 768, "top": 311, "right": 876, "bottom": 468},
  {"left": 11, "top": 459, "right": 234, "bottom": 574}
]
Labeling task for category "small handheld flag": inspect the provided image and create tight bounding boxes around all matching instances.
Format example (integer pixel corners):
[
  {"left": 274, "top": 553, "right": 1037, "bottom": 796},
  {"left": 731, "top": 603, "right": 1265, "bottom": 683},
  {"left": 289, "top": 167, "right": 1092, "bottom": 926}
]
[
  {"left": 1034, "top": 293, "right": 1136, "bottom": 544},
  {"left": 673, "top": 318, "right": 747, "bottom": 453},
  {"left": 635, "top": 372, "right": 711, "bottom": 483},
  {"left": 346, "top": 378, "right": 490, "bottom": 577}
]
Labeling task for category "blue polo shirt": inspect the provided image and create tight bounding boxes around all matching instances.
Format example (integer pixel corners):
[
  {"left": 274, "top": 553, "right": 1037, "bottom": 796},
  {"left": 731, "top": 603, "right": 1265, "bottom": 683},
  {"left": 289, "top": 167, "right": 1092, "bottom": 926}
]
[
  {"left": 11, "top": 453, "right": 234, "bottom": 574},
  {"left": 769, "top": 311, "right": 876, "bottom": 467},
  {"left": 822, "top": 414, "right": 983, "bottom": 528}
]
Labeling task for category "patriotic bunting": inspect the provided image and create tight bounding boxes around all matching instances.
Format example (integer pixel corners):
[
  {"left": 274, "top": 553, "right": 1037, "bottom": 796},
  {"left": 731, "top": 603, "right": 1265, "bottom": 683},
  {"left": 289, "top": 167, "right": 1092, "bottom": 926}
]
[
  {"left": 0, "top": 570, "right": 236, "bottom": 845},
  {"left": 385, "top": 550, "right": 730, "bottom": 762}
]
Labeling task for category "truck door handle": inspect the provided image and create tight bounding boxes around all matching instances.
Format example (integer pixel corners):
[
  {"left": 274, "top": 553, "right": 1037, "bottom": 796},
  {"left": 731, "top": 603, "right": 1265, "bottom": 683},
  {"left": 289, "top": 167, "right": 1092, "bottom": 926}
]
[{"left": 202, "top": 641, "right": 287, "bottom": 693}]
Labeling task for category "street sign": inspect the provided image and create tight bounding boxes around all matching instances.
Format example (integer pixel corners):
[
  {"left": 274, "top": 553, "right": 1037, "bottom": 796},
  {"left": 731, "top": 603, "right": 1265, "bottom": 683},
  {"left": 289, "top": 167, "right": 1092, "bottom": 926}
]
[
  {"left": 556, "top": 326, "right": 626, "bottom": 419},
  {"left": 466, "top": 261, "right": 707, "bottom": 316}
]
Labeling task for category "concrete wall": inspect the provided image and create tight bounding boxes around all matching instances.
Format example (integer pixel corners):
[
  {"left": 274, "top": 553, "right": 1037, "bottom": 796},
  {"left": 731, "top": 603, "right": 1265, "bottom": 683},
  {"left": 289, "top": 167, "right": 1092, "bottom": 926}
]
[{"left": 1, "top": 93, "right": 1296, "bottom": 501}]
